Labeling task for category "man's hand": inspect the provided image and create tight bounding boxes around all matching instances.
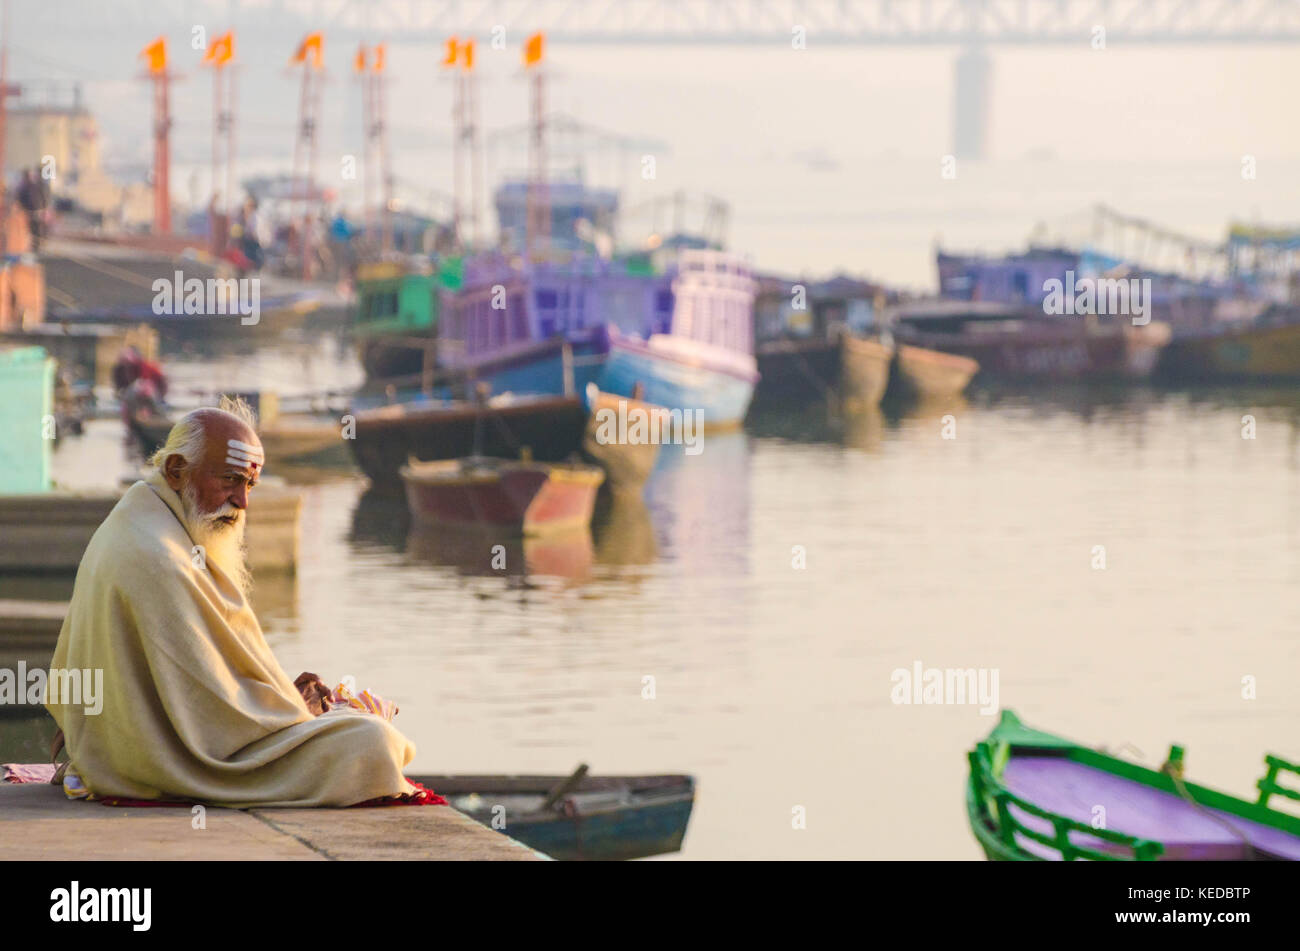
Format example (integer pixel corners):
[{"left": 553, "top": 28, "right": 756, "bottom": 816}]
[{"left": 293, "top": 672, "right": 332, "bottom": 716}]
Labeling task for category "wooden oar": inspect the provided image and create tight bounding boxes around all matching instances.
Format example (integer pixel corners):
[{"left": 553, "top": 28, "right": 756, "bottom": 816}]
[{"left": 541, "top": 763, "right": 590, "bottom": 811}]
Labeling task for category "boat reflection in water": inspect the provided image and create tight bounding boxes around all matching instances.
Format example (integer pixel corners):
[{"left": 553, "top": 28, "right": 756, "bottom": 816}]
[
  {"left": 644, "top": 430, "right": 751, "bottom": 578},
  {"left": 591, "top": 489, "right": 657, "bottom": 568},
  {"left": 840, "top": 403, "right": 887, "bottom": 453},
  {"left": 894, "top": 393, "right": 970, "bottom": 424},
  {"left": 406, "top": 523, "right": 595, "bottom": 583}
]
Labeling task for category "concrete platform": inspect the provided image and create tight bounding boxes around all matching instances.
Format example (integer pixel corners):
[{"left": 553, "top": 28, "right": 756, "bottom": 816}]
[{"left": 0, "top": 783, "right": 543, "bottom": 861}]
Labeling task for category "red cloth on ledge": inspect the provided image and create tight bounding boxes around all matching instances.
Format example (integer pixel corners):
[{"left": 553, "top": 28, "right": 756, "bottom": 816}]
[{"left": 97, "top": 780, "right": 447, "bottom": 808}]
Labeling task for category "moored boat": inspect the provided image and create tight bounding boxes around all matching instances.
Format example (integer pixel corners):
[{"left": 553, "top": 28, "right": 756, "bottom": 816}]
[
  {"left": 1158, "top": 305, "right": 1300, "bottom": 381},
  {"left": 581, "top": 383, "right": 668, "bottom": 490},
  {"left": 439, "top": 248, "right": 759, "bottom": 427},
  {"left": 349, "top": 259, "right": 459, "bottom": 381},
  {"left": 892, "top": 301, "right": 1171, "bottom": 380},
  {"left": 893, "top": 343, "right": 979, "bottom": 398},
  {"left": 409, "top": 769, "right": 695, "bottom": 861},
  {"left": 400, "top": 455, "right": 604, "bottom": 535},
  {"left": 349, "top": 393, "right": 587, "bottom": 493},
  {"left": 751, "top": 273, "right": 888, "bottom": 407},
  {"left": 968, "top": 710, "right": 1300, "bottom": 861},
  {"left": 840, "top": 334, "right": 893, "bottom": 410},
  {"left": 754, "top": 336, "right": 840, "bottom": 404}
]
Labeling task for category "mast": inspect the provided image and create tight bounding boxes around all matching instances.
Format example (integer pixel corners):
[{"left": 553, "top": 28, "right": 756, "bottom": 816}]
[
  {"left": 523, "top": 32, "right": 547, "bottom": 262},
  {"left": 202, "top": 31, "right": 235, "bottom": 227},
  {"left": 290, "top": 32, "right": 324, "bottom": 278},
  {"left": 140, "top": 37, "right": 172, "bottom": 235},
  {"left": 443, "top": 36, "right": 477, "bottom": 252}
]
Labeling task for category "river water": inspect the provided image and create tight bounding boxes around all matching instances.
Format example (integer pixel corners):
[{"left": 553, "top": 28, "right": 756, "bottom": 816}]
[{"left": 5, "top": 331, "right": 1300, "bottom": 859}]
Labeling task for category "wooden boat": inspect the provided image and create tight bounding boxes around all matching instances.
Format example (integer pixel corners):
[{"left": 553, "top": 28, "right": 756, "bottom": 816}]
[
  {"left": 753, "top": 336, "right": 840, "bottom": 405},
  {"left": 400, "top": 455, "right": 604, "bottom": 535},
  {"left": 893, "top": 343, "right": 979, "bottom": 398},
  {"left": 893, "top": 301, "right": 1171, "bottom": 380},
  {"left": 350, "top": 259, "right": 458, "bottom": 381},
  {"left": 441, "top": 249, "right": 759, "bottom": 427},
  {"left": 349, "top": 393, "right": 588, "bottom": 494},
  {"left": 410, "top": 768, "right": 695, "bottom": 861},
  {"left": 1158, "top": 306, "right": 1300, "bottom": 380},
  {"left": 839, "top": 334, "right": 893, "bottom": 410},
  {"left": 581, "top": 383, "right": 668, "bottom": 490},
  {"left": 968, "top": 710, "right": 1300, "bottom": 861}
]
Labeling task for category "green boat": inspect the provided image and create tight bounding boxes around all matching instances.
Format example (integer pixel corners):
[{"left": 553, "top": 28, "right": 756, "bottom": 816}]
[
  {"left": 351, "top": 257, "right": 461, "bottom": 381},
  {"left": 967, "top": 710, "right": 1300, "bottom": 861}
]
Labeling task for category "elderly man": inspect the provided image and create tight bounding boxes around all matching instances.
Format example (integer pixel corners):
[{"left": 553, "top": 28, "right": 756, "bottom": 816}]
[{"left": 45, "top": 398, "right": 417, "bottom": 806}]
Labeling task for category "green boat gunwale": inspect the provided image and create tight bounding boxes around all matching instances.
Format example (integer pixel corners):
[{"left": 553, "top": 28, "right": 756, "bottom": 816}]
[{"left": 966, "top": 709, "right": 1300, "bottom": 861}]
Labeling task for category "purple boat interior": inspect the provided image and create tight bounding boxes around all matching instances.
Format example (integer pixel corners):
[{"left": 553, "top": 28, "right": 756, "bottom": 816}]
[{"left": 1002, "top": 755, "right": 1300, "bottom": 861}]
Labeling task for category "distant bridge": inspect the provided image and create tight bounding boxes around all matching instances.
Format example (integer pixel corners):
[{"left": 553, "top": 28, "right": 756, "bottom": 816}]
[{"left": 18, "top": 0, "right": 1300, "bottom": 157}]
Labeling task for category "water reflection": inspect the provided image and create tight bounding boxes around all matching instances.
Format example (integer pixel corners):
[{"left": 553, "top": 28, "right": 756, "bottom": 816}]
[
  {"left": 406, "top": 525, "right": 595, "bottom": 583},
  {"left": 11, "top": 364, "right": 1300, "bottom": 859},
  {"left": 591, "top": 491, "right": 657, "bottom": 568}
]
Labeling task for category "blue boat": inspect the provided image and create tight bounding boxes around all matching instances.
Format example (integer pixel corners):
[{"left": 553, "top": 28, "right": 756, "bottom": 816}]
[
  {"left": 438, "top": 248, "right": 760, "bottom": 427},
  {"left": 410, "top": 771, "right": 696, "bottom": 861}
]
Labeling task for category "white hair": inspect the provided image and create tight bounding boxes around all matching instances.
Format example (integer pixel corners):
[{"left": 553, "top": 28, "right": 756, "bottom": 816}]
[{"left": 149, "top": 396, "right": 259, "bottom": 471}]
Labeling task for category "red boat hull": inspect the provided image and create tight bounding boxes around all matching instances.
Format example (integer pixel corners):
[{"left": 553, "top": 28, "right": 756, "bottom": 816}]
[{"left": 401, "top": 459, "right": 604, "bottom": 535}]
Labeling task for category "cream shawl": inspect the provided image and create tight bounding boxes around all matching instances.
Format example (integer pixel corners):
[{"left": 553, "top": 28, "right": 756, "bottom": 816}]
[{"left": 45, "top": 472, "right": 416, "bottom": 807}]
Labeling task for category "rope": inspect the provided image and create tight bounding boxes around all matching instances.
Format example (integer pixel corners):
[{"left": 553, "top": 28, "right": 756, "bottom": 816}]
[{"left": 1160, "top": 760, "right": 1257, "bottom": 861}]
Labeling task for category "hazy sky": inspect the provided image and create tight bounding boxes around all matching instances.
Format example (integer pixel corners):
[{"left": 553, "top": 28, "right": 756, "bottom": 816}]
[{"left": 10, "top": 0, "right": 1300, "bottom": 287}]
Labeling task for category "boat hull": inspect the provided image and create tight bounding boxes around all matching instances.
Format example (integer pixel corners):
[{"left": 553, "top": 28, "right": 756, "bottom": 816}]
[
  {"left": 894, "top": 343, "right": 979, "bottom": 398},
  {"left": 1158, "top": 316, "right": 1300, "bottom": 380},
  {"left": 349, "top": 396, "right": 587, "bottom": 494},
  {"left": 599, "top": 336, "right": 756, "bottom": 428},
  {"left": 401, "top": 459, "right": 604, "bottom": 535},
  {"left": 898, "top": 320, "right": 1170, "bottom": 380},
  {"left": 411, "top": 773, "right": 695, "bottom": 861},
  {"left": 752, "top": 337, "right": 840, "bottom": 405},
  {"left": 840, "top": 335, "right": 893, "bottom": 410},
  {"left": 581, "top": 387, "right": 666, "bottom": 489},
  {"left": 967, "top": 710, "right": 1300, "bottom": 862},
  {"left": 452, "top": 334, "right": 608, "bottom": 399}
]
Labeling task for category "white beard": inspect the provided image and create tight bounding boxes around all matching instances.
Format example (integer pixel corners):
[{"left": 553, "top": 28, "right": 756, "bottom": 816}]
[{"left": 180, "top": 481, "right": 253, "bottom": 597}]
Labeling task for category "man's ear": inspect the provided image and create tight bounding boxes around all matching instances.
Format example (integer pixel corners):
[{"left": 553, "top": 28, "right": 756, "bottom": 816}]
[{"left": 162, "top": 454, "right": 186, "bottom": 492}]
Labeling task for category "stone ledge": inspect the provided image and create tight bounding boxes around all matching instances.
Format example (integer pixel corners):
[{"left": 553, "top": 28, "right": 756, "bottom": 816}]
[{"left": 0, "top": 783, "right": 543, "bottom": 861}]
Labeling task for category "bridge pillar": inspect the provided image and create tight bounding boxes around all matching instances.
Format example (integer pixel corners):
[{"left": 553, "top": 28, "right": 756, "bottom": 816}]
[{"left": 953, "top": 45, "right": 991, "bottom": 160}]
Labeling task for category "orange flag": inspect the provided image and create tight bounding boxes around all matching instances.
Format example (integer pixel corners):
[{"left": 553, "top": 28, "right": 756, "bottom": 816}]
[
  {"left": 292, "top": 32, "right": 323, "bottom": 69},
  {"left": 354, "top": 44, "right": 367, "bottom": 73},
  {"left": 523, "top": 32, "right": 543, "bottom": 67},
  {"left": 141, "top": 37, "right": 167, "bottom": 74},
  {"left": 442, "top": 37, "right": 459, "bottom": 67},
  {"left": 204, "top": 31, "right": 234, "bottom": 67},
  {"left": 461, "top": 40, "right": 474, "bottom": 71},
  {"left": 373, "top": 43, "right": 386, "bottom": 73}
]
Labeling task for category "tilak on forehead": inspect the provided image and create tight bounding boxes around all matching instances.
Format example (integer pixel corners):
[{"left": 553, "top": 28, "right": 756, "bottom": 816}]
[{"left": 226, "top": 438, "right": 264, "bottom": 473}]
